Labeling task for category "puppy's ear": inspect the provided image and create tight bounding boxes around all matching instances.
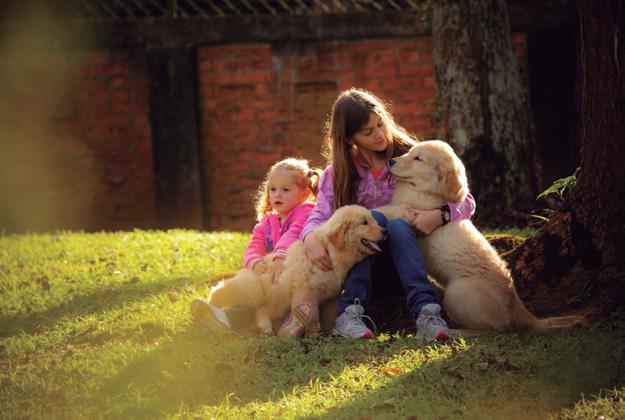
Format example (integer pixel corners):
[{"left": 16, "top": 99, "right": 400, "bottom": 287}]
[
  {"left": 328, "top": 222, "right": 350, "bottom": 248},
  {"left": 439, "top": 165, "right": 467, "bottom": 203}
]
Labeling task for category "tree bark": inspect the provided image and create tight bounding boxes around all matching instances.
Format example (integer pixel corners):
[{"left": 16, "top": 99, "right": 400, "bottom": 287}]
[
  {"left": 431, "top": 0, "right": 540, "bottom": 226},
  {"left": 506, "top": 0, "right": 625, "bottom": 317}
]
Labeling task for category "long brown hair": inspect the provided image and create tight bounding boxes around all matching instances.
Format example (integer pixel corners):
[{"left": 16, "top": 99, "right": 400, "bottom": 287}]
[
  {"left": 322, "top": 88, "right": 418, "bottom": 209},
  {"left": 254, "top": 158, "right": 321, "bottom": 221}
]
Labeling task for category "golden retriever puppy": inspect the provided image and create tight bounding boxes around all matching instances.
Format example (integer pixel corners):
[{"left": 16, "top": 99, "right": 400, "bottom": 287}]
[
  {"left": 207, "top": 205, "right": 385, "bottom": 336},
  {"left": 377, "top": 140, "right": 585, "bottom": 331}
]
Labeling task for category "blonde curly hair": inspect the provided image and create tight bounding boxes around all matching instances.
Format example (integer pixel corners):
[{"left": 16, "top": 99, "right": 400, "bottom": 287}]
[{"left": 254, "top": 158, "right": 321, "bottom": 221}]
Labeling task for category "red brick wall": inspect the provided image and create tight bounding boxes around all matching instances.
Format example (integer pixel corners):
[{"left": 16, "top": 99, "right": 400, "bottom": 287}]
[
  {"left": 197, "top": 38, "right": 439, "bottom": 231},
  {"left": 70, "top": 50, "right": 156, "bottom": 231},
  {"left": 2, "top": 34, "right": 526, "bottom": 232},
  {"left": 0, "top": 49, "right": 156, "bottom": 232}
]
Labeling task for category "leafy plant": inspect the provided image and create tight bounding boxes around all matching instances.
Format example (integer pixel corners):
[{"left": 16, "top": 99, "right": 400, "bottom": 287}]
[
  {"left": 537, "top": 167, "right": 580, "bottom": 200},
  {"left": 531, "top": 167, "right": 580, "bottom": 224}
]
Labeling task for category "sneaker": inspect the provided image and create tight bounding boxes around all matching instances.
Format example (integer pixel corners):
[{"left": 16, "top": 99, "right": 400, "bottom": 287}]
[
  {"left": 276, "top": 303, "right": 313, "bottom": 338},
  {"left": 332, "top": 299, "right": 375, "bottom": 339},
  {"left": 416, "top": 303, "right": 450, "bottom": 342},
  {"left": 191, "top": 299, "right": 231, "bottom": 331}
]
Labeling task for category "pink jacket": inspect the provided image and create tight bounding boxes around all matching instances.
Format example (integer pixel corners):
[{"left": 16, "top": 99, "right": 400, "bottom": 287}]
[
  {"left": 243, "top": 203, "right": 314, "bottom": 269},
  {"left": 301, "top": 164, "right": 475, "bottom": 239}
]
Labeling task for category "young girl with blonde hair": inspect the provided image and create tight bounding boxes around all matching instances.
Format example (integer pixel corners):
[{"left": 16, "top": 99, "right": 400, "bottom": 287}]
[
  {"left": 191, "top": 157, "right": 320, "bottom": 333},
  {"left": 302, "top": 88, "right": 476, "bottom": 341}
]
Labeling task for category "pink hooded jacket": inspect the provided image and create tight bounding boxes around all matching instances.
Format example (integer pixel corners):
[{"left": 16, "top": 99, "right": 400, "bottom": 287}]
[
  {"left": 301, "top": 165, "right": 475, "bottom": 239},
  {"left": 243, "top": 203, "right": 314, "bottom": 269}
]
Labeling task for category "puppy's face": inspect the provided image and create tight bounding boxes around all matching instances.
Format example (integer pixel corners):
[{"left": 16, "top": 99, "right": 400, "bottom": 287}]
[
  {"left": 327, "top": 206, "right": 384, "bottom": 254},
  {"left": 389, "top": 140, "right": 468, "bottom": 203}
]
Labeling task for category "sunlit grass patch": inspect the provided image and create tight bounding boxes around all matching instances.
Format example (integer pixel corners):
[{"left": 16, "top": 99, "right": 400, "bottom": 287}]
[
  {"left": 560, "top": 387, "right": 625, "bottom": 419},
  {"left": 1, "top": 229, "right": 624, "bottom": 419}
]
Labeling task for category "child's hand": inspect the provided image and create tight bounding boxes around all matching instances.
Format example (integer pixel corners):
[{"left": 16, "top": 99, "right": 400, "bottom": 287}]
[
  {"left": 252, "top": 260, "right": 269, "bottom": 275},
  {"left": 407, "top": 208, "right": 443, "bottom": 236},
  {"left": 304, "top": 234, "right": 333, "bottom": 271},
  {"left": 269, "top": 258, "right": 284, "bottom": 284}
]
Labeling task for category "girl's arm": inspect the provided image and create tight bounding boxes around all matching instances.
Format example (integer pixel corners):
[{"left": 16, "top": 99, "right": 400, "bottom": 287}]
[
  {"left": 448, "top": 192, "right": 476, "bottom": 221},
  {"left": 243, "top": 221, "right": 267, "bottom": 269},
  {"left": 301, "top": 168, "right": 334, "bottom": 270},
  {"left": 299, "top": 168, "right": 334, "bottom": 240},
  {"left": 408, "top": 193, "right": 476, "bottom": 235}
]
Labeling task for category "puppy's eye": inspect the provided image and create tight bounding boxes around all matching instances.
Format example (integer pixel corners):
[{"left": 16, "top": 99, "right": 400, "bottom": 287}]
[
  {"left": 414, "top": 155, "right": 422, "bottom": 161},
  {"left": 363, "top": 219, "right": 368, "bottom": 225}
]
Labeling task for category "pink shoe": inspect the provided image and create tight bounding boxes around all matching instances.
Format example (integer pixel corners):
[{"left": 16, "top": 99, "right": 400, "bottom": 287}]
[{"left": 276, "top": 303, "right": 313, "bottom": 338}]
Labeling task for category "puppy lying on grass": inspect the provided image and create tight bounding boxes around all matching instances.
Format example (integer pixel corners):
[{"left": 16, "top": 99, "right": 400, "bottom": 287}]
[{"left": 206, "top": 205, "right": 384, "bottom": 337}]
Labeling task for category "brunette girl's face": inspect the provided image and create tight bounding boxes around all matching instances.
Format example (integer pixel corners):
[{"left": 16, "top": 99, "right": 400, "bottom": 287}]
[
  {"left": 350, "top": 112, "right": 388, "bottom": 153},
  {"left": 267, "top": 170, "right": 309, "bottom": 218}
]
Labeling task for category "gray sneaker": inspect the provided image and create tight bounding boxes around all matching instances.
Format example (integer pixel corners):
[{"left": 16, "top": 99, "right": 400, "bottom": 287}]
[
  {"left": 416, "top": 303, "right": 450, "bottom": 342},
  {"left": 332, "top": 299, "right": 375, "bottom": 339},
  {"left": 191, "top": 299, "right": 231, "bottom": 331}
]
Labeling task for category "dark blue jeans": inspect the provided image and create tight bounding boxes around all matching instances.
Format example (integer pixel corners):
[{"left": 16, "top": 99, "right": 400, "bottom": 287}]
[{"left": 336, "top": 210, "right": 439, "bottom": 318}]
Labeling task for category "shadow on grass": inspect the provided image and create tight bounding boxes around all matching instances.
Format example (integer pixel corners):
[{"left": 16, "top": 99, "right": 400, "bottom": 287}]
[
  {"left": 94, "top": 329, "right": 468, "bottom": 417},
  {"left": 0, "top": 274, "right": 222, "bottom": 338},
  {"left": 314, "top": 328, "right": 625, "bottom": 419},
  {"left": 97, "top": 328, "right": 622, "bottom": 418}
]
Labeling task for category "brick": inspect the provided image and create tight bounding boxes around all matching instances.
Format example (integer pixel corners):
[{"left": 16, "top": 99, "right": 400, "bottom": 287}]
[
  {"left": 361, "top": 66, "right": 397, "bottom": 78},
  {"left": 383, "top": 78, "right": 422, "bottom": 90},
  {"left": 111, "top": 63, "right": 130, "bottom": 74},
  {"left": 233, "top": 70, "right": 272, "bottom": 84},
  {"left": 198, "top": 59, "right": 214, "bottom": 73},
  {"left": 217, "top": 83, "right": 255, "bottom": 96},
  {"left": 358, "top": 79, "right": 381, "bottom": 92},
  {"left": 101, "top": 114, "right": 131, "bottom": 127},
  {"left": 230, "top": 109, "right": 256, "bottom": 121},
  {"left": 111, "top": 89, "right": 130, "bottom": 102},
  {"left": 398, "top": 63, "right": 433, "bottom": 78},
  {"left": 400, "top": 88, "right": 435, "bottom": 102},
  {"left": 400, "top": 38, "right": 432, "bottom": 52},
  {"left": 111, "top": 101, "right": 131, "bottom": 114},
  {"left": 109, "top": 77, "right": 127, "bottom": 88},
  {"left": 335, "top": 69, "right": 358, "bottom": 81},
  {"left": 233, "top": 45, "right": 271, "bottom": 58}
]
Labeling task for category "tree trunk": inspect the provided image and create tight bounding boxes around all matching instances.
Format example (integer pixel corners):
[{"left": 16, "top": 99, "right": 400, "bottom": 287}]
[
  {"left": 431, "top": 0, "right": 540, "bottom": 226},
  {"left": 506, "top": 0, "right": 625, "bottom": 317}
]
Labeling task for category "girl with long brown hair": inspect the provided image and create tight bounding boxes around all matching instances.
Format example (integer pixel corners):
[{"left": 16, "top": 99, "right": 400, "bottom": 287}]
[{"left": 301, "top": 88, "right": 476, "bottom": 341}]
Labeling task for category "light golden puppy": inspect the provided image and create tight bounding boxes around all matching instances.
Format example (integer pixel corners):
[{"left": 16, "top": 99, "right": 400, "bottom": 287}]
[
  {"left": 377, "top": 140, "right": 585, "bottom": 331},
  {"left": 207, "top": 205, "right": 384, "bottom": 336}
]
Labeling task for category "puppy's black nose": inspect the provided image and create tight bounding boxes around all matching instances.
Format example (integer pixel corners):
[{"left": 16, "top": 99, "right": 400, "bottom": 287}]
[{"left": 389, "top": 159, "right": 396, "bottom": 166}]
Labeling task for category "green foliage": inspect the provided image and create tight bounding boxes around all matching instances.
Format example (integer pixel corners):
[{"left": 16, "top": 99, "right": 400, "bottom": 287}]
[
  {"left": 531, "top": 168, "right": 580, "bottom": 224},
  {"left": 1, "top": 230, "right": 624, "bottom": 419},
  {"left": 537, "top": 167, "right": 580, "bottom": 200}
]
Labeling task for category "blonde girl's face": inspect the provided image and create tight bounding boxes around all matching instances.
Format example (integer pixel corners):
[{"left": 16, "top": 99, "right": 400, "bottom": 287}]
[
  {"left": 351, "top": 112, "right": 389, "bottom": 153},
  {"left": 267, "top": 170, "right": 309, "bottom": 218}
]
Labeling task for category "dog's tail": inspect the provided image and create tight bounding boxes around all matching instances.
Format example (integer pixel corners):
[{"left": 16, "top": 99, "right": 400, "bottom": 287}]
[
  {"left": 208, "top": 271, "right": 264, "bottom": 309},
  {"left": 511, "top": 295, "right": 587, "bottom": 330}
]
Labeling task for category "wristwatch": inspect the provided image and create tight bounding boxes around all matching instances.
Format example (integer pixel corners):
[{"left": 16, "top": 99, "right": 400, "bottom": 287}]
[{"left": 440, "top": 204, "right": 451, "bottom": 226}]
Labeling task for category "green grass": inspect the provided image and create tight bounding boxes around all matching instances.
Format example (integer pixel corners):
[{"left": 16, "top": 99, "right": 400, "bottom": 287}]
[{"left": 1, "top": 229, "right": 624, "bottom": 419}]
